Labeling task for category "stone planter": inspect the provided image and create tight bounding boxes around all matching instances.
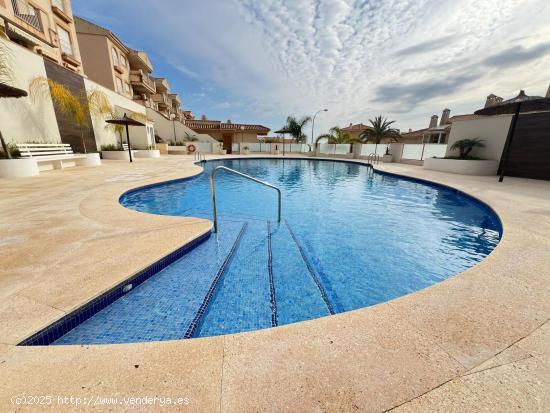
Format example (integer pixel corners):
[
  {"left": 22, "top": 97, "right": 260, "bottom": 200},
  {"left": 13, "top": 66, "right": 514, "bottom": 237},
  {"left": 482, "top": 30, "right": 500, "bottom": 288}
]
[
  {"left": 241, "top": 149, "right": 250, "bottom": 155},
  {"left": 135, "top": 150, "right": 160, "bottom": 158},
  {"left": 382, "top": 154, "right": 393, "bottom": 163},
  {"left": 218, "top": 149, "right": 227, "bottom": 155},
  {"left": 101, "top": 150, "right": 136, "bottom": 161},
  {"left": 0, "top": 158, "right": 39, "bottom": 178},
  {"left": 423, "top": 158, "right": 499, "bottom": 176},
  {"left": 167, "top": 146, "right": 187, "bottom": 155},
  {"left": 75, "top": 153, "right": 101, "bottom": 167},
  {"left": 272, "top": 150, "right": 280, "bottom": 156}
]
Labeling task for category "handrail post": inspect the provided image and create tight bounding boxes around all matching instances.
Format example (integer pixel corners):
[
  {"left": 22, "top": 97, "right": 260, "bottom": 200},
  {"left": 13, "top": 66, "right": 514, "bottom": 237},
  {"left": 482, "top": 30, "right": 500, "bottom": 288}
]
[
  {"left": 210, "top": 168, "right": 219, "bottom": 233},
  {"left": 210, "top": 166, "right": 281, "bottom": 233}
]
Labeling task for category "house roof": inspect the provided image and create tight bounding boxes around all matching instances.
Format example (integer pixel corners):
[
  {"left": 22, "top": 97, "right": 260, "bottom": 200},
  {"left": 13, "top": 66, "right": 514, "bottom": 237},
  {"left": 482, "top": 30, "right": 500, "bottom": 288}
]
[
  {"left": 341, "top": 123, "right": 373, "bottom": 132},
  {"left": 74, "top": 16, "right": 130, "bottom": 54},
  {"left": 475, "top": 92, "right": 550, "bottom": 116},
  {"left": 186, "top": 120, "right": 270, "bottom": 135}
]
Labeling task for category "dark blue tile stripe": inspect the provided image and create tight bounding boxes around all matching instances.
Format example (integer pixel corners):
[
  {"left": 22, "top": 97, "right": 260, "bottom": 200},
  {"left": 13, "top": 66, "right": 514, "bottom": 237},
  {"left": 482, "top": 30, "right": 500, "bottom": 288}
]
[
  {"left": 266, "top": 221, "right": 278, "bottom": 327},
  {"left": 183, "top": 222, "right": 248, "bottom": 339},
  {"left": 18, "top": 231, "right": 212, "bottom": 346},
  {"left": 284, "top": 220, "right": 336, "bottom": 315}
]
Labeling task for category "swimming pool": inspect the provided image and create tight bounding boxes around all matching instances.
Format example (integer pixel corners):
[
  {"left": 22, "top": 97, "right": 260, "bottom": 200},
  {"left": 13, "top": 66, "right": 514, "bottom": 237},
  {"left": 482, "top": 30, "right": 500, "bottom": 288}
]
[{"left": 52, "top": 158, "right": 501, "bottom": 344}]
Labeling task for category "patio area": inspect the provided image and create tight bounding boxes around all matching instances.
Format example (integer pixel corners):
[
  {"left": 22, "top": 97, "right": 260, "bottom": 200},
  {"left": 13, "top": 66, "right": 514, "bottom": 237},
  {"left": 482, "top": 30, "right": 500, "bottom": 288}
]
[{"left": 0, "top": 155, "right": 549, "bottom": 412}]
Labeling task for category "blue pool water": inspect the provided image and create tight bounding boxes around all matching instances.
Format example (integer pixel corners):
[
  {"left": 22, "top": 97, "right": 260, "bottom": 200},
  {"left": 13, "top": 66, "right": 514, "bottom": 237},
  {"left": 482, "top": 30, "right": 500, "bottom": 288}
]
[{"left": 54, "top": 158, "right": 501, "bottom": 344}]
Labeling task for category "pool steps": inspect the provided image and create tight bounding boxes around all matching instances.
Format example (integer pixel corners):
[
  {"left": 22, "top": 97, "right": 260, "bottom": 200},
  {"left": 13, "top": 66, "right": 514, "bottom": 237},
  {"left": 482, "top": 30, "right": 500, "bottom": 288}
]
[
  {"left": 25, "top": 218, "right": 336, "bottom": 345},
  {"left": 284, "top": 220, "right": 336, "bottom": 315},
  {"left": 183, "top": 223, "right": 248, "bottom": 338}
]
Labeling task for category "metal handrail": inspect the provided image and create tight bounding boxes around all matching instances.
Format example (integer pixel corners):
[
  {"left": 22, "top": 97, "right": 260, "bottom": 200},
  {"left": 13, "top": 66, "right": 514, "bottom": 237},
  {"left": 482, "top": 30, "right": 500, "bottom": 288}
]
[
  {"left": 194, "top": 151, "right": 206, "bottom": 162},
  {"left": 210, "top": 166, "right": 282, "bottom": 232},
  {"left": 367, "top": 153, "right": 380, "bottom": 165}
]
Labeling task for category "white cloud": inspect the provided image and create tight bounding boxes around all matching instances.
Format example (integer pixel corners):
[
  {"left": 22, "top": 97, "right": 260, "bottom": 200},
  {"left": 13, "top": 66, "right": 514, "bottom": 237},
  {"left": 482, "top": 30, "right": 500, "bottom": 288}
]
[{"left": 75, "top": 0, "right": 550, "bottom": 134}]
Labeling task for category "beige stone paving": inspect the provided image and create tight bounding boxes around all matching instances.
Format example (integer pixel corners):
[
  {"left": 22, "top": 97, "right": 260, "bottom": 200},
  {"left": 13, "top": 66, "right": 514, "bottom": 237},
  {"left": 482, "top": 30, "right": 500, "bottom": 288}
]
[{"left": 0, "top": 156, "right": 548, "bottom": 412}]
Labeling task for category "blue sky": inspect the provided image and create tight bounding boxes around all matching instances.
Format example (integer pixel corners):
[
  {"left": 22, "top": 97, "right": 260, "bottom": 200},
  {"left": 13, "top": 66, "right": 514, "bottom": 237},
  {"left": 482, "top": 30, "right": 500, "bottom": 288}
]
[{"left": 73, "top": 0, "right": 550, "bottom": 136}]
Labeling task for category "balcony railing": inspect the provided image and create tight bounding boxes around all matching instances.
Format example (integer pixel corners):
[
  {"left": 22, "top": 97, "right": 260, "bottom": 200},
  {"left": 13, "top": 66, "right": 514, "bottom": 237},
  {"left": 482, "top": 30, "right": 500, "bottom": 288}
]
[
  {"left": 130, "top": 70, "right": 156, "bottom": 93},
  {"left": 153, "top": 93, "right": 169, "bottom": 107},
  {"left": 11, "top": 0, "right": 43, "bottom": 32}
]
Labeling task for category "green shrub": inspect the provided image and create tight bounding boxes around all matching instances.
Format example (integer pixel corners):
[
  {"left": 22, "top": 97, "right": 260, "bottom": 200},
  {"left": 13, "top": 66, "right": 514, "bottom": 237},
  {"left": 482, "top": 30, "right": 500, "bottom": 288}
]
[
  {"left": 0, "top": 144, "right": 21, "bottom": 159},
  {"left": 101, "top": 144, "right": 121, "bottom": 151}
]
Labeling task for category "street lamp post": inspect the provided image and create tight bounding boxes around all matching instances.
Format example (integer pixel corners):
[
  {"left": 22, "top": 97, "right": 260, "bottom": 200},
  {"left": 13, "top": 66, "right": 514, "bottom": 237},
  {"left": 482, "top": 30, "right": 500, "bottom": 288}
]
[
  {"left": 311, "top": 109, "right": 328, "bottom": 149},
  {"left": 170, "top": 113, "right": 177, "bottom": 144}
]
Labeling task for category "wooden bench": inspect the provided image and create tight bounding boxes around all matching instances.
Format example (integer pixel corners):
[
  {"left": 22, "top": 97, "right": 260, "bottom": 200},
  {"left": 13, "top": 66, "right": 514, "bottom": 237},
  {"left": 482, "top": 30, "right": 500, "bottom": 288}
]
[{"left": 17, "top": 143, "right": 88, "bottom": 170}]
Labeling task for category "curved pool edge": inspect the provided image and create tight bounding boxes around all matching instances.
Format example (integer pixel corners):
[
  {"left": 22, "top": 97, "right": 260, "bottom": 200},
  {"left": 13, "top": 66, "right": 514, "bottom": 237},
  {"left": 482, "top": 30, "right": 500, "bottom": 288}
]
[
  {"left": 3, "top": 155, "right": 549, "bottom": 412},
  {"left": 39, "top": 155, "right": 504, "bottom": 347}
]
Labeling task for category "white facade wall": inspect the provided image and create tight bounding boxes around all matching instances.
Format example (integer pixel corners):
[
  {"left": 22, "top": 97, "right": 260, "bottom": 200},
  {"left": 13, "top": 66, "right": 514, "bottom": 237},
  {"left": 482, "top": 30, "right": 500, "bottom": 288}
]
[
  {"left": 84, "top": 79, "right": 154, "bottom": 150},
  {"left": 446, "top": 115, "right": 513, "bottom": 161},
  {"left": 146, "top": 108, "right": 217, "bottom": 144},
  {"left": 0, "top": 39, "right": 61, "bottom": 144}
]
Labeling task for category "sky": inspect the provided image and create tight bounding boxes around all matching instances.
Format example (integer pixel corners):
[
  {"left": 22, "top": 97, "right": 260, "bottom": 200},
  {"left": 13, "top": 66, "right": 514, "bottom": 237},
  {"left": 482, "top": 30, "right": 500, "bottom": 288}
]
[{"left": 73, "top": 0, "right": 550, "bottom": 138}]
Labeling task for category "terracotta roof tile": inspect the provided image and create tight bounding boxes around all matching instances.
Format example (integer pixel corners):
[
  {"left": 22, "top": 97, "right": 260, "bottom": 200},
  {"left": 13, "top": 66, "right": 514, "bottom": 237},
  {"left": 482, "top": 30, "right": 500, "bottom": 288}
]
[{"left": 186, "top": 120, "right": 270, "bottom": 134}]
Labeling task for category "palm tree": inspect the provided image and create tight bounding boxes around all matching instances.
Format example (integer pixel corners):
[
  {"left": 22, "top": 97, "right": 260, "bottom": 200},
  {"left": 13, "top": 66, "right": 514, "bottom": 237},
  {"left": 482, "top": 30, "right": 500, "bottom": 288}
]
[
  {"left": 359, "top": 116, "right": 400, "bottom": 144},
  {"left": 30, "top": 77, "right": 112, "bottom": 153},
  {"left": 282, "top": 115, "right": 311, "bottom": 143},
  {"left": 316, "top": 126, "right": 360, "bottom": 144},
  {"left": 450, "top": 138, "right": 485, "bottom": 159}
]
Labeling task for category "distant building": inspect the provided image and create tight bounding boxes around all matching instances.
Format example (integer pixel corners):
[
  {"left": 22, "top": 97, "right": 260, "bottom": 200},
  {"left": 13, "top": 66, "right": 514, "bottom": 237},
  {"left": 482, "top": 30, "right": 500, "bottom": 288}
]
[
  {"left": 340, "top": 123, "right": 373, "bottom": 141},
  {"left": 403, "top": 109, "right": 482, "bottom": 144},
  {"left": 185, "top": 117, "right": 270, "bottom": 154},
  {"left": 0, "top": 0, "right": 83, "bottom": 74},
  {"left": 75, "top": 17, "right": 157, "bottom": 107}
]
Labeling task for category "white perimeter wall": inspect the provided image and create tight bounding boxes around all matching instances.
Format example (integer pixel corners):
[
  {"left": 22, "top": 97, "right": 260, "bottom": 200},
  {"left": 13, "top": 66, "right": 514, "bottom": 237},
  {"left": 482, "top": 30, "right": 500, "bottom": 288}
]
[
  {"left": 446, "top": 115, "right": 513, "bottom": 161},
  {"left": 0, "top": 39, "right": 61, "bottom": 144},
  {"left": 84, "top": 79, "right": 154, "bottom": 150}
]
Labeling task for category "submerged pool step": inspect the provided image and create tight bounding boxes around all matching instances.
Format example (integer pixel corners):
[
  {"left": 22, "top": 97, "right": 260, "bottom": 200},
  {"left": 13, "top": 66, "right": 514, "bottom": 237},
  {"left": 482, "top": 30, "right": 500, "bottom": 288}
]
[
  {"left": 194, "top": 220, "right": 273, "bottom": 337},
  {"left": 54, "top": 222, "right": 245, "bottom": 345},
  {"left": 269, "top": 220, "right": 332, "bottom": 325}
]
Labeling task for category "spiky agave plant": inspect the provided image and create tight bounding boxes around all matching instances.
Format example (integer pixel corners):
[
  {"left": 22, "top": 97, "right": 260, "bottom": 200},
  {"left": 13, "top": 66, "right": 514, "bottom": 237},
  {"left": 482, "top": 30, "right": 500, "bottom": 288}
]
[{"left": 30, "top": 77, "right": 112, "bottom": 153}]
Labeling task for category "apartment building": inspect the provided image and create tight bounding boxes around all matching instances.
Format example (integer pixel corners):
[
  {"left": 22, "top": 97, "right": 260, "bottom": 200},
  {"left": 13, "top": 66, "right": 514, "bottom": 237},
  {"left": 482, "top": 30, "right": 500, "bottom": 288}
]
[
  {"left": 0, "top": 0, "right": 83, "bottom": 73},
  {"left": 74, "top": 16, "right": 139, "bottom": 101}
]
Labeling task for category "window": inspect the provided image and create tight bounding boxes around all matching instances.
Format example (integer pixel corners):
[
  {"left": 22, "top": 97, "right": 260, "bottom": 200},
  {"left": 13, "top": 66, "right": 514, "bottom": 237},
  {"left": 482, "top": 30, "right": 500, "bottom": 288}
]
[
  {"left": 52, "top": 0, "right": 65, "bottom": 11},
  {"left": 120, "top": 55, "right": 127, "bottom": 67},
  {"left": 111, "top": 48, "right": 119, "bottom": 66},
  {"left": 115, "top": 77, "right": 123, "bottom": 94},
  {"left": 57, "top": 26, "right": 73, "bottom": 55}
]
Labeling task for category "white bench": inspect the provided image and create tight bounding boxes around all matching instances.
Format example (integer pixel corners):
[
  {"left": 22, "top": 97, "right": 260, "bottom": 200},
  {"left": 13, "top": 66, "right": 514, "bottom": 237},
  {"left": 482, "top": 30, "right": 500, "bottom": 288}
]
[{"left": 17, "top": 143, "right": 88, "bottom": 170}]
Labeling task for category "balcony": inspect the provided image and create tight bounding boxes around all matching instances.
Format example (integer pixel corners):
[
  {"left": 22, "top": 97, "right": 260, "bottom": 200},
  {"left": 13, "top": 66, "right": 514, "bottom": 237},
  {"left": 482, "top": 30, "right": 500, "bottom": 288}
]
[
  {"left": 128, "top": 50, "right": 154, "bottom": 73},
  {"left": 152, "top": 92, "right": 170, "bottom": 109},
  {"left": 51, "top": 5, "right": 72, "bottom": 24},
  {"left": 11, "top": 0, "right": 43, "bottom": 33},
  {"left": 169, "top": 93, "right": 181, "bottom": 108},
  {"left": 130, "top": 70, "right": 156, "bottom": 94},
  {"left": 152, "top": 77, "right": 169, "bottom": 93},
  {"left": 133, "top": 95, "right": 158, "bottom": 110}
]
